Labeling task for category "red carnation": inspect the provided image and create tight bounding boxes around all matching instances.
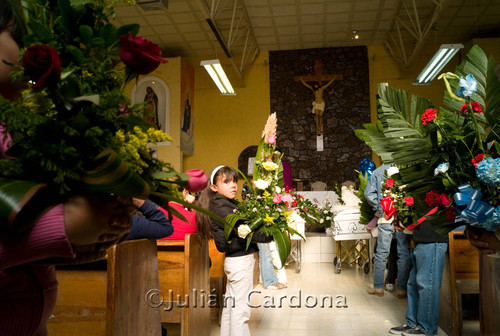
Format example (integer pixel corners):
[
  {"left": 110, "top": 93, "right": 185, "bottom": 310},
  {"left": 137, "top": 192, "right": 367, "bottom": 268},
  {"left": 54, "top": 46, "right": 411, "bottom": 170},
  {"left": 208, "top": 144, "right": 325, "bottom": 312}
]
[
  {"left": 471, "top": 153, "right": 486, "bottom": 167},
  {"left": 22, "top": 45, "right": 61, "bottom": 89},
  {"left": 119, "top": 32, "right": 166, "bottom": 75},
  {"left": 385, "top": 179, "right": 394, "bottom": 188},
  {"left": 421, "top": 108, "right": 437, "bottom": 125},
  {"left": 404, "top": 197, "right": 414, "bottom": 207},
  {"left": 445, "top": 207, "right": 456, "bottom": 223},
  {"left": 425, "top": 190, "right": 440, "bottom": 208},
  {"left": 460, "top": 101, "right": 482, "bottom": 114}
]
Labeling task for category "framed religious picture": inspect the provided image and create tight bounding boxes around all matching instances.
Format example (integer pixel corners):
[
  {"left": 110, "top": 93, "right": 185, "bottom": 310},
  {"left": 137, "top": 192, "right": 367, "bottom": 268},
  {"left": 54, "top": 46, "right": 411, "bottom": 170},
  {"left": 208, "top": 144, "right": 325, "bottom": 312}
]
[{"left": 131, "top": 76, "right": 171, "bottom": 143}]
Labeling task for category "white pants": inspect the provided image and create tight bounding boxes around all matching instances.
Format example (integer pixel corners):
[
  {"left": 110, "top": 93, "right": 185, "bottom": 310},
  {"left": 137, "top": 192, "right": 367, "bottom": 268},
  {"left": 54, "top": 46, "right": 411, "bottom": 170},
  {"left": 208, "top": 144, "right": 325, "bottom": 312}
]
[{"left": 220, "top": 253, "right": 255, "bottom": 336}]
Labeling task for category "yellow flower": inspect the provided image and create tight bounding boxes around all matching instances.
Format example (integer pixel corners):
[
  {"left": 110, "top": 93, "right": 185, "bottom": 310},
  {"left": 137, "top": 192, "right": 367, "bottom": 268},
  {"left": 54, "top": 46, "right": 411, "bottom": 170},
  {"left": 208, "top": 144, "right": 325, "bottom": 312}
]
[
  {"left": 262, "top": 161, "right": 279, "bottom": 171},
  {"left": 263, "top": 214, "right": 275, "bottom": 225}
]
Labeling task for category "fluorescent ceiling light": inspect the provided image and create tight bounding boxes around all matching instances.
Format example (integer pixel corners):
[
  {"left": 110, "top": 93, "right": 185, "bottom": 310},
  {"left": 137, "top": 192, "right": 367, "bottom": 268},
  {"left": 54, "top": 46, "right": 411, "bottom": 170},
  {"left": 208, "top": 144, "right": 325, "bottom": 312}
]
[
  {"left": 414, "top": 44, "right": 463, "bottom": 85},
  {"left": 200, "top": 59, "right": 235, "bottom": 95}
]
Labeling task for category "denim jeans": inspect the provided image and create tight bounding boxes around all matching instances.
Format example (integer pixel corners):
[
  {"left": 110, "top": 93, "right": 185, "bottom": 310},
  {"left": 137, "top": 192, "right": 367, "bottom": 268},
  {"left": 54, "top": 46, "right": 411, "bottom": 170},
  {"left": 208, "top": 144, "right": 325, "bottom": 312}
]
[
  {"left": 257, "top": 243, "right": 279, "bottom": 287},
  {"left": 373, "top": 223, "right": 394, "bottom": 288},
  {"left": 405, "top": 242, "right": 448, "bottom": 335},
  {"left": 396, "top": 231, "right": 411, "bottom": 290}
]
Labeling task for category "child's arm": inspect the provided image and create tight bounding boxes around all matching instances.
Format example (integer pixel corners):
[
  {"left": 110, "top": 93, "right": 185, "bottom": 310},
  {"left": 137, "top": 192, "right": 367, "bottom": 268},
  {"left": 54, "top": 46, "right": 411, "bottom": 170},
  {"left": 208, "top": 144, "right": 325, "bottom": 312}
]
[{"left": 127, "top": 200, "right": 173, "bottom": 240}]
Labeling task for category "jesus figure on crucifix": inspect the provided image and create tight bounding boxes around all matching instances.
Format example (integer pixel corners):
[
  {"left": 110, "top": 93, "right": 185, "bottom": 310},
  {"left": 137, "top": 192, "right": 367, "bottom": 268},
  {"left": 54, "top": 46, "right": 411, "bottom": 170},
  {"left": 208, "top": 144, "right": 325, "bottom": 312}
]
[{"left": 300, "top": 77, "right": 335, "bottom": 135}]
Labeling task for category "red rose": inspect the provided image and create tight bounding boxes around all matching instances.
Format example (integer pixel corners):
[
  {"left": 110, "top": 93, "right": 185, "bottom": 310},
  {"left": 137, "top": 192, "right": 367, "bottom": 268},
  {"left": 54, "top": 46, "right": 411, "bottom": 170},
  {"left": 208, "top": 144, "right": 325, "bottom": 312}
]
[
  {"left": 119, "top": 33, "right": 166, "bottom": 75},
  {"left": 421, "top": 108, "right": 437, "bottom": 125},
  {"left": 385, "top": 179, "right": 394, "bottom": 188},
  {"left": 22, "top": 45, "right": 61, "bottom": 89},
  {"left": 461, "top": 101, "right": 483, "bottom": 114},
  {"left": 471, "top": 153, "right": 486, "bottom": 167},
  {"left": 404, "top": 197, "right": 414, "bottom": 207},
  {"left": 437, "top": 194, "right": 451, "bottom": 207},
  {"left": 185, "top": 169, "right": 207, "bottom": 193},
  {"left": 292, "top": 200, "right": 297, "bottom": 207}
]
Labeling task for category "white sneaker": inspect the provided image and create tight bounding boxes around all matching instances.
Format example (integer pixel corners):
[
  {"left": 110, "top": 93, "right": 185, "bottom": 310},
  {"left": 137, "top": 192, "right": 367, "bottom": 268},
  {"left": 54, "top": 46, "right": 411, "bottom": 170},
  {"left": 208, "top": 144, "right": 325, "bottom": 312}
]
[{"left": 385, "top": 284, "right": 395, "bottom": 292}]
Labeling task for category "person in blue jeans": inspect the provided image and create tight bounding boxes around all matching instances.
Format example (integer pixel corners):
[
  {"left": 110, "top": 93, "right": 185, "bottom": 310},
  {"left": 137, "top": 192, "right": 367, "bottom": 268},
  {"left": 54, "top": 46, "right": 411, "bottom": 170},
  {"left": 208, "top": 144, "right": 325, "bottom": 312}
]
[
  {"left": 365, "top": 164, "right": 411, "bottom": 297},
  {"left": 389, "top": 221, "right": 449, "bottom": 336},
  {"left": 258, "top": 243, "right": 286, "bottom": 289}
]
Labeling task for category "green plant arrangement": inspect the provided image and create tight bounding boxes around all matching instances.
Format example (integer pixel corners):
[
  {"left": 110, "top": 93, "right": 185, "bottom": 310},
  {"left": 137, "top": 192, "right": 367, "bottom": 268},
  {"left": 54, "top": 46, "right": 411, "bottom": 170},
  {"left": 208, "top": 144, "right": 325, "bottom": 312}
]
[
  {"left": 225, "top": 113, "right": 312, "bottom": 265},
  {"left": 0, "top": 0, "right": 211, "bottom": 231},
  {"left": 355, "top": 45, "right": 500, "bottom": 234},
  {"left": 355, "top": 170, "right": 375, "bottom": 225}
]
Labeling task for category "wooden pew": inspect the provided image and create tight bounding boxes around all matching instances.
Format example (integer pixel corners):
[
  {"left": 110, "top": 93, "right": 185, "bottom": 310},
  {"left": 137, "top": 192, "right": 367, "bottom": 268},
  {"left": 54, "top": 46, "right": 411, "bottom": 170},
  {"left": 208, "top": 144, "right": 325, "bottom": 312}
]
[
  {"left": 157, "top": 233, "right": 211, "bottom": 336},
  {"left": 439, "top": 230, "right": 479, "bottom": 336},
  {"left": 47, "top": 238, "right": 161, "bottom": 336}
]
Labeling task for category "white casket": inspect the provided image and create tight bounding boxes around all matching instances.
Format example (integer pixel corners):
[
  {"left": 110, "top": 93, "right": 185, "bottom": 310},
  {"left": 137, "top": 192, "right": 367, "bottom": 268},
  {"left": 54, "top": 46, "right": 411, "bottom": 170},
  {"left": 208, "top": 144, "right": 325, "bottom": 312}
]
[
  {"left": 288, "top": 210, "right": 305, "bottom": 240},
  {"left": 332, "top": 209, "right": 367, "bottom": 235}
]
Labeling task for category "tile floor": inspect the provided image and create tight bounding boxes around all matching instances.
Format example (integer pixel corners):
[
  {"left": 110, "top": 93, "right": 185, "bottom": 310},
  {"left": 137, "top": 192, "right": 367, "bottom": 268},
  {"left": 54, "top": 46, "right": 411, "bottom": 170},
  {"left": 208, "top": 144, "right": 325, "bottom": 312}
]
[{"left": 167, "top": 261, "right": 480, "bottom": 336}]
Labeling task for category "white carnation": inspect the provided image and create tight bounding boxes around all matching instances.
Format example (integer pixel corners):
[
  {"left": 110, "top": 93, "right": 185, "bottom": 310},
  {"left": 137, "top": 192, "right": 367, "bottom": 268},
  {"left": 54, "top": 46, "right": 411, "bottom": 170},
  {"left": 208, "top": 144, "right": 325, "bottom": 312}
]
[
  {"left": 275, "top": 186, "right": 281, "bottom": 194},
  {"left": 237, "top": 224, "right": 252, "bottom": 239},
  {"left": 387, "top": 166, "right": 399, "bottom": 177}
]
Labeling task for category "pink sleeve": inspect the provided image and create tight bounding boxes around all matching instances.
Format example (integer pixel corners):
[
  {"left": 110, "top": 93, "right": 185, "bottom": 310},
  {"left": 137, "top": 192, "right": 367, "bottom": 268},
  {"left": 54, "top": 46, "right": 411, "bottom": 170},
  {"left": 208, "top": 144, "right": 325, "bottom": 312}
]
[{"left": 0, "top": 204, "right": 76, "bottom": 270}]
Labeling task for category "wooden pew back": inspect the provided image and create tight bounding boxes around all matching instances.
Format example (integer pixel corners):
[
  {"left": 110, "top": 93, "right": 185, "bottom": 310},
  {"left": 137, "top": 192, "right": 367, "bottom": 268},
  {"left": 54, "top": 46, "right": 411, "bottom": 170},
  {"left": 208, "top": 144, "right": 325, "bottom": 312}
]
[
  {"left": 157, "top": 233, "right": 210, "bottom": 336},
  {"left": 47, "top": 239, "right": 161, "bottom": 336}
]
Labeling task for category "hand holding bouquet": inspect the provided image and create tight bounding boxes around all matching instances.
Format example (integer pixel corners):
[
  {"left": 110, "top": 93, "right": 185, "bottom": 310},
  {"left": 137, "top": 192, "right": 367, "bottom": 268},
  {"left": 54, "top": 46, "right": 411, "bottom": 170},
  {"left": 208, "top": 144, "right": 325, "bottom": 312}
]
[{"left": 0, "top": 0, "right": 206, "bottom": 231}]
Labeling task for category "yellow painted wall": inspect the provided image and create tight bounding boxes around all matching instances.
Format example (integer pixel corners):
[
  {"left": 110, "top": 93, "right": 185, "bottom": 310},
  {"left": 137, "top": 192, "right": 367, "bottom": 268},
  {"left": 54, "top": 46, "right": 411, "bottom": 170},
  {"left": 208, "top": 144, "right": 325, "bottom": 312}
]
[{"left": 183, "top": 53, "right": 271, "bottom": 179}]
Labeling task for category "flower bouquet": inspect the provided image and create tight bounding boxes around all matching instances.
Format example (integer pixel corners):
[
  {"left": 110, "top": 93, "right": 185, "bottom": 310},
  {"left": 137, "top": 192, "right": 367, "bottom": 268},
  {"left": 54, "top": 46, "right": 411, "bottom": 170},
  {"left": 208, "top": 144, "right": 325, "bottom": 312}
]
[
  {"left": 226, "top": 113, "right": 308, "bottom": 265},
  {"left": 0, "top": 0, "right": 206, "bottom": 231},
  {"left": 355, "top": 45, "right": 500, "bottom": 234}
]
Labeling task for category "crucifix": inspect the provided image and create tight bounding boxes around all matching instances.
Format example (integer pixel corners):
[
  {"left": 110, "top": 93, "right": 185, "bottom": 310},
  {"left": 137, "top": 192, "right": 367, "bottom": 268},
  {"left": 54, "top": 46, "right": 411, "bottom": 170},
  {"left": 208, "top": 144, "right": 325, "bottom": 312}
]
[{"left": 294, "top": 59, "right": 343, "bottom": 151}]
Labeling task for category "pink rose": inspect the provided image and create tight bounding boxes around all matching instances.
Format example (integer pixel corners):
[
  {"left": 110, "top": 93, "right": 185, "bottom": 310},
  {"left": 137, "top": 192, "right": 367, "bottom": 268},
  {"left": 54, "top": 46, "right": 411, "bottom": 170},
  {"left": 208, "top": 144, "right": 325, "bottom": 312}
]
[
  {"left": 273, "top": 194, "right": 282, "bottom": 204},
  {"left": 266, "top": 135, "right": 276, "bottom": 145},
  {"left": 185, "top": 169, "right": 207, "bottom": 193},
  {"left": 119, "top": 33, "right": 166, "bottom": 75}
]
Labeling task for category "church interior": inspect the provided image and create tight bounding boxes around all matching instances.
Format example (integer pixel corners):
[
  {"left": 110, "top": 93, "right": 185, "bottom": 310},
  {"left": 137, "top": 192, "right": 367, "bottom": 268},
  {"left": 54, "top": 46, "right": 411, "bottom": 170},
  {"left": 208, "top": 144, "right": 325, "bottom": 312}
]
[{"left": 37, "top": 0, "right": 500, "bottom": 335}]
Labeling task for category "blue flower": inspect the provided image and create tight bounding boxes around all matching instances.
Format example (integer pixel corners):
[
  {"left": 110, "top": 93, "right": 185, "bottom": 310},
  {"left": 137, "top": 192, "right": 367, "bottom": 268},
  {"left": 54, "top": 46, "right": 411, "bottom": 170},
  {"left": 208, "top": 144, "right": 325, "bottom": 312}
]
[
  {"left": 434, "top": 162, "right": 449, "bottom": 176},
  {"left": 476, "top": 157, "right": 500, "bottom": 186},
  {"left": 481, "top": 206, "right": 500, "bottom": 231},
  {"left": 457, "top": 74, "right": 477, "bottom": 99}
]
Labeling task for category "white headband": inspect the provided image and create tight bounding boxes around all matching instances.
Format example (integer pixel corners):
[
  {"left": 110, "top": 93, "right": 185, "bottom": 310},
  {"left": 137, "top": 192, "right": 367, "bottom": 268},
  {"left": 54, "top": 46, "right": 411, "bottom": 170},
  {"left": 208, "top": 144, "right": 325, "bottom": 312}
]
[{"left": 210, "top": 165, "right": 225, "bottom": 185}]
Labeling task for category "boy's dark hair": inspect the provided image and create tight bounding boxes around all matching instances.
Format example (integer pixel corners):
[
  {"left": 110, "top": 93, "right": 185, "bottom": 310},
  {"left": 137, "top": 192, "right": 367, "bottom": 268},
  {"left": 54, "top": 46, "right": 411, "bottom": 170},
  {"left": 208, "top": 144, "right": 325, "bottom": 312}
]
[{"left": 0, "top": 1, "right": 23, "bottom": 46}]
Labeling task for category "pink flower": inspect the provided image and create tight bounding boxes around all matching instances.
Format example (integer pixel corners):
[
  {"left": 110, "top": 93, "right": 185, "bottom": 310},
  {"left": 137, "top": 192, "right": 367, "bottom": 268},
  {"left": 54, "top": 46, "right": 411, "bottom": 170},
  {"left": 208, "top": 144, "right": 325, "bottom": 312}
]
[
  {"left": 273, "top": 194, "right": 282, "bottom": 204},
  {"left": 266, "top": 135, "right": 276, "bottom": 145},
  {"left": 421, "top": 108, "right": 437, "bottom": 125},
  {"left": 404, "top": 197, "right": 414, "bottom": 207},
  {"left": 185, "top": 169, "right": 207, "bottom": 192},
  {"left": 0, "top": 124, "right": 13, "bottom": 159},
  {"left": 282, "top": 194, "right": 294, "bottom": 205}
]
